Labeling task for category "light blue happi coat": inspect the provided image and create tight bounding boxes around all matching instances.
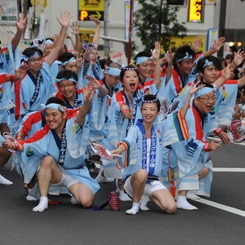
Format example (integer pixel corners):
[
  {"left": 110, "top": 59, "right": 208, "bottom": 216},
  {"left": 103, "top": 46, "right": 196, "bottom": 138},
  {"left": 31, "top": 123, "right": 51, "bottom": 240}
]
[
  {"left": 88, "top": 91, "right": 108, "bottom": 142},
  {"left": 78, "top": 61, "right": 103, "bottom": 89},
  {"left": 101, "top": 90, "right": 143, "bottom": 178},
  {"left": 20, "top": 113, "right": 99, "bottom": 194},
  {"left": 216, "top": 80, "right": 238, "bottom": 126},
  {"left": 120, "top": 112, "right": 189, "bottom": 181},
  {"left": 170, "top": 106, "right": 215, "bottom": 197},
  {"left": 138, "top": 77, "right": 158, "bottom": 95},
  {"left": 15, "top": 62, "right": 53, "bottom": 114},
  {"left": 0, "top": 44, "right": 21, "bottom": 113},
  {"left": 163, "top": 55, "right": 203, "bottom": 102}
]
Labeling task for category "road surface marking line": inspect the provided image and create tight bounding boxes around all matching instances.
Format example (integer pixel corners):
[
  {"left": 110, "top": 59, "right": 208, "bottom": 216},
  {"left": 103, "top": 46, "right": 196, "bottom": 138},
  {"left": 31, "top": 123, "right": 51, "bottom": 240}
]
[
  {"left": 191, "top": 198, "right": 245, "bottom": 217},
  {"left": 213, "top": 168, "right": 245, "bottom": 172}
]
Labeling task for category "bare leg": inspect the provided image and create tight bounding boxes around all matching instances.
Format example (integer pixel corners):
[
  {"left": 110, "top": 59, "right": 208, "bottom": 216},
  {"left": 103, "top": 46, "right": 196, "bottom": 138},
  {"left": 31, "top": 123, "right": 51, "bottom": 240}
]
[
  {"left": 69, "top": 183, "right": 94, "bottom": 208},
  {"left": 198, "top": 167, "right": 210, "bottom": 179},
  {"left": 33, "top": 156, "right": 62, "bottom": 212},
  {"left": 150, "top": 189, "right": 177, "bottom": 214},
  {"left": 126, "top": 170, "right": 148, "bottom": 215}
]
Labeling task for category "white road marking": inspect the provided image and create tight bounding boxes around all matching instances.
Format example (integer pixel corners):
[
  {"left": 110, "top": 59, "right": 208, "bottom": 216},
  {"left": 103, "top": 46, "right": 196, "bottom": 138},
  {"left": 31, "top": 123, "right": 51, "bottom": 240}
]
[
  {"left": 190, "top": 197, "right": 245, "bottom": 217},
  {"left": 213, "top": 168, "right": 245, "bottom": 172}
]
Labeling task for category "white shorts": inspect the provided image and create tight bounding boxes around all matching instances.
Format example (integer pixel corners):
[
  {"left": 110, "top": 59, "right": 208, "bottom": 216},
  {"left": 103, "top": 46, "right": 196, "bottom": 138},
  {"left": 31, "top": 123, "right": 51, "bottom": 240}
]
[
  {"left": 124, "top": 175, "right": 167, "bottom": 198},
  {"left": 53, "top": 171, "right": 78, "bottom": 189}
]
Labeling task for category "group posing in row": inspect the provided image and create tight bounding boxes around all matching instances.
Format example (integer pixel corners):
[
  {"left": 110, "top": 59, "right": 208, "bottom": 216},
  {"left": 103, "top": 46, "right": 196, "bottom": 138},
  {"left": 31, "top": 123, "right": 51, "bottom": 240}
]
[{"left": 0, "top": 11, "right": 245, "bottom": 214}]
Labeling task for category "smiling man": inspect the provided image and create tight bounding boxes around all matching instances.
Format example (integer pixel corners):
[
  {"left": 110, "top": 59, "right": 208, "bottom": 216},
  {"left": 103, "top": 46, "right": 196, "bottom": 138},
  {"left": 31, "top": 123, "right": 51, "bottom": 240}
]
[
  {"left": 164, "top": 45, "right": 196, "bottom": 102},
  {"left": 170, "top": 82, "right": 230, "bottom": 210},
  {"left": 3, "top": 87, "right": 100, "bottom": 212}
]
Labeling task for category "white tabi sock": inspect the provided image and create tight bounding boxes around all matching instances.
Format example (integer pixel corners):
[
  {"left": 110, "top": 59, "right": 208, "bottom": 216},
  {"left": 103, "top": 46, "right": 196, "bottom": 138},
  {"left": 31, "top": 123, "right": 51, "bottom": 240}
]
[
  {"left": 119, "top": 190, "right": 131, "bottom": 202},
  {"left": 126, "top": 202, "right": 140, "bottom": 215},
  {"left": 186, "top": 192, "right": 201, "bottom": 200},
  {"left": 176, "top": 195, "right": 198, "bottom": 210},
  {"left": 0, "top": 174, "right": 13, "bottom": 185},
  {"left": 70, "top": 196, "right": 78, "bottom": 205},
  {"left": 32, "top": 196, "right": 48, "bottom": 212},
  {"left": 140, "top": 195, "right": 150, "bottom": 211}
]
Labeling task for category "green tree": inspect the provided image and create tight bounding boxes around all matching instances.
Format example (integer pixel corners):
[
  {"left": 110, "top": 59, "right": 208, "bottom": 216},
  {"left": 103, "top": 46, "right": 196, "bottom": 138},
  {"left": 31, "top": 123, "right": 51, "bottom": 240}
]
[{"left": 134, "top": 0, "right": 187, "bottom": 51}]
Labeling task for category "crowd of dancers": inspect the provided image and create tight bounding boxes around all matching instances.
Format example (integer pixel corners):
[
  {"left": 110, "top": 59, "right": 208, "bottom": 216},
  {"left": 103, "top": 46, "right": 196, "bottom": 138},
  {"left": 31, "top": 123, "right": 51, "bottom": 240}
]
[{"left": 0, "top": 11, "right": 245, "bottom": 214}]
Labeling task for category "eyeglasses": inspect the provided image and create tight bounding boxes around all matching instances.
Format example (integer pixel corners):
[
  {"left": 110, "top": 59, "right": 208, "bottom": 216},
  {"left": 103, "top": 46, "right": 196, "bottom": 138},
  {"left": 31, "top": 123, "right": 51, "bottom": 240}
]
[
  {"left": 198, "top": 96, "right": 216, "bottom": 102},
  {"left": 59, "top": 83, "right": 75, "bottom": 89},
  {"left": 110, "top": 75, "right": 120, "bottom": 80},
  {"left": 28, "top": 57, "right": 42, "bottom": 62}
]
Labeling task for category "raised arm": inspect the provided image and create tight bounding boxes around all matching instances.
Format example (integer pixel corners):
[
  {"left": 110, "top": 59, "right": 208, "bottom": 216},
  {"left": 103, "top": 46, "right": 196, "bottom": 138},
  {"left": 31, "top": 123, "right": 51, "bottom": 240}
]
[
  {"left": 11, "top": 15, "right": 27, "bottom": 51},
  {"left": 230, "top": 49, "right": 245, "bottom": 70},
  {"left": 191, "top": 37, "right": 203, "bottom": 53},
  {"left": 180, "top": 84, "right": 205, "bottom": 118},
  {"left": 165, "top": 50, "right": 174, "bottom": 84},
  {"left": 89, "top": 16, "right": 101, "bottom": 49},
  {"left": 77, "top": 86, "right": 95, "bottom": 126},
  {"left": 86, "top": 75, "right": 108, "bottom": 97},
  {"left": 45, "top": 11, "right": 72, "bottom": 66},
  {"left": 151, "top": 41, "right": 161, "bottom": 87},
  {"left": 213, "top": 64, "right": 232, "bottom": 90},
  {"left": 202, "top": 37, "right": 226, "bottom": 57},
  {"left": 70, "top": 21, "right": 82, "bottom": 53},
  {"left": 0, "top": 64, "right": 28, "bottom": 85}
]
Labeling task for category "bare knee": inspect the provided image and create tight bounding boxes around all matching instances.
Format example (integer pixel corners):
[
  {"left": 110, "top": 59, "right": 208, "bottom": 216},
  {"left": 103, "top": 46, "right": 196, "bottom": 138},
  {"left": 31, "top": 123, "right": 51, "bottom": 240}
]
[
  {"left": 165, "top": 203, "right": 177, "bottom": 214},
  {"left": 79, "top": 198, "right": 93, "bottom": 208},
  {"left": 40, "top": 156, "right": 55, "bottom": 169},
  {"left": 198, "top": 167, "right": 210, "bottom": 179},
  {"left": 133, "top": 169, "right": 148, "bottom": 183}
]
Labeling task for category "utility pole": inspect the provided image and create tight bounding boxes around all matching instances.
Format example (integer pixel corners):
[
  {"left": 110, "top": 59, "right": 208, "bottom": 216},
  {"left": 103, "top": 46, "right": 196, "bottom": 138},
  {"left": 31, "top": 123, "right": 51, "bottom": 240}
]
[
  {"left": 127, "top": 0, "right": 133, "bottom": 65},
  {"left": 218, "top": 0, "right": 227, "bottom": 57},
  {"left": 104, "top": 0, "right": 110, "bottom": 56}
]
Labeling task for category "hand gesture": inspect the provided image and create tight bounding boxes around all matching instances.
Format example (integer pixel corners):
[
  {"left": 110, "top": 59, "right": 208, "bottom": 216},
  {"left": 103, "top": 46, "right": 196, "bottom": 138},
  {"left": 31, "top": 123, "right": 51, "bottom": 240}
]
[
  {"left": 87, "top": 75, "right": 101, "bottom": 89},
  {"left": 209, "top": 140, "right": 221, "bottom": 151},
  {"left": 211, "top": 37, "right": 225, "bottom": 52},
  {"left": 218, "top": 131, "right": 231, "bottom": 145},
  {"left": 121, "top": 104, "right": 133, "bottom": 119},
  {"left": 221, "top": 64, "right": 233, "bottom": 80},
  {"left": 70, "top": 22, "right": 80, "bottom": 35},
  {"left": 83, "top": 86, "right": 95, "bottom": 104},
  {"left": 16, "top": 14, "right": 27, "bottom": 31},
  {"left": 57, "top": 11, "right": 72, "bottom": 28},
  {"left": 192, "top": 37, "right": 203, "bottom": 52},
  {"left": 14, "top": 64, "right": 28, "bottom": 81},
  {"left": 189, "top": 83, "right": 205, "bottom": 96},
  {"left": 2, "top": 140, "right": 15, "bottom": 150},
  {"left": 232, "top": 49, "right": 245, "bottom": 67},
  {"left": 89, "top": 16, "right": 101, "bottom": 26},
  {"left": 165, "top": 49, "right": 174, "bottom": 64},
  {"left": 151, "top": 41, "right": 161, "bottom": 61},
  {"left": 110, "top": 149, "right": 121, "bottom": 158}
]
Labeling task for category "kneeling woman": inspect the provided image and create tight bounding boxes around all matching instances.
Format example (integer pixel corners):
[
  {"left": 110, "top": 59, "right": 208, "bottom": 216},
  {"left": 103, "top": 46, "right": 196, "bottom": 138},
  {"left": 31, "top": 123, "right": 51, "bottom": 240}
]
[{"left": 111, "top": 87, "right": 201, "bottom": 215}]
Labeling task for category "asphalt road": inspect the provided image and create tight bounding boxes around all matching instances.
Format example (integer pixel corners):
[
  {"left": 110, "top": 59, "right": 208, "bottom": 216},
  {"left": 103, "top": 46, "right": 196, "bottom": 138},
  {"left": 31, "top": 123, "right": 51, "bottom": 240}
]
[{"left": 0, "top": 143, "right": 244, "bottom": 245}]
